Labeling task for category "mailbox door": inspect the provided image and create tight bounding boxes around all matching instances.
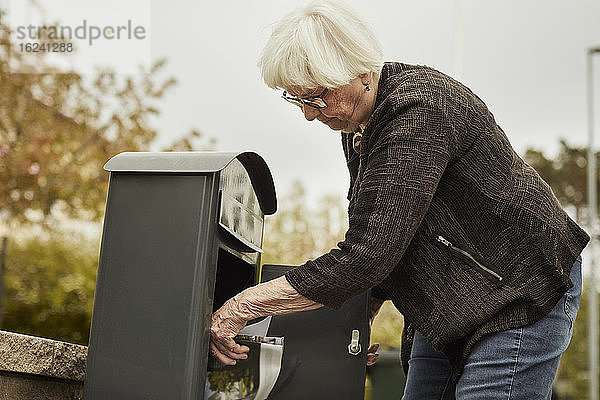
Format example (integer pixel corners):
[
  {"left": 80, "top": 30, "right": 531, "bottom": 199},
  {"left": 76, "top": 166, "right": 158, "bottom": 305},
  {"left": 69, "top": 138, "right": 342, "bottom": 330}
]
[{"left": 260, "top": 264, "right": 370, "bottom": 400}]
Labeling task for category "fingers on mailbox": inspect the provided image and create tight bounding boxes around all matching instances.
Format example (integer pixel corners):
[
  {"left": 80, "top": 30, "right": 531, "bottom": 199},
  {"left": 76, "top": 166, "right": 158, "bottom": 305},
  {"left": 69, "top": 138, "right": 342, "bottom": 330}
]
[
  {"left": 210, "top": 341, "right": 236, "bottom": 365},
  {"left": 366, "top": 354, "right": 379, "bottom": 366},
  {"left": 213, "top": 336, "right": 249, "bottom": 359},
  {"left": 366, "top": 343, "right": 380, "bottom": 366}
]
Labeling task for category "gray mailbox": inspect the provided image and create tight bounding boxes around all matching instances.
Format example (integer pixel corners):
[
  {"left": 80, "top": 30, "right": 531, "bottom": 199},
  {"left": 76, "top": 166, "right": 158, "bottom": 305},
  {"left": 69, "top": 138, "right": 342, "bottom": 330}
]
[
  {"left": 84, "top": 151, "right": 370, "bottom": 400},
  {"left": 84, "top": 152, "right": 276, "bottom": 399}
]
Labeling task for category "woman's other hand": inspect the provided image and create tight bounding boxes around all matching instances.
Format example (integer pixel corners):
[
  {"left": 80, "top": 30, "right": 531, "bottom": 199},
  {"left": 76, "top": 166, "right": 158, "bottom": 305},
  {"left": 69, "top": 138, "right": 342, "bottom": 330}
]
[
  {"left": 367, "top": 343, "right": 380, "bottom": 366},
  {"left": 367, "top": 297, "right": 385, "bottom": 366}
]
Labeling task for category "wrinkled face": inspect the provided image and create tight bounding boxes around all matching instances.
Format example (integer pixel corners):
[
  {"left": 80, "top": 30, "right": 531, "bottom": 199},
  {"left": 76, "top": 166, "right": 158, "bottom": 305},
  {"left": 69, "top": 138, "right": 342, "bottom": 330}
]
[{"left": 288, "top": 76, "right": 372, "bottom": 133}]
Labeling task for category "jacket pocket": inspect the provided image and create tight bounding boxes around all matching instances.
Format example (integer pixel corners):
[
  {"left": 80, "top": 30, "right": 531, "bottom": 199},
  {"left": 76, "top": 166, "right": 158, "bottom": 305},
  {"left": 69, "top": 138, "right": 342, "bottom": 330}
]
[{"left": 435, "top": 234, "right": 504, "bottom": 284}]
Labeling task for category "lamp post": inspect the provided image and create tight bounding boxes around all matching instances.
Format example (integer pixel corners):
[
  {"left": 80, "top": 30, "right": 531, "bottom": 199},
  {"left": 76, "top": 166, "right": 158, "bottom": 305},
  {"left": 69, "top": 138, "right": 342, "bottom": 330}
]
[
  {"left": 588, "top": 45, "right": 600, "bottom": 400},
  {"left": 453, "top": 0, "right": 464, "bottom": 81}
]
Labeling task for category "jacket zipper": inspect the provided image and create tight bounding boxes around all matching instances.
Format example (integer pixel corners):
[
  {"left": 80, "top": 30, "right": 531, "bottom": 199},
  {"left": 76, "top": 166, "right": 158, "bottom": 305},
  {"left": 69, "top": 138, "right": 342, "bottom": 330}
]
[{"left": 436, "top": 235, "right": 503, "bottom": 282}]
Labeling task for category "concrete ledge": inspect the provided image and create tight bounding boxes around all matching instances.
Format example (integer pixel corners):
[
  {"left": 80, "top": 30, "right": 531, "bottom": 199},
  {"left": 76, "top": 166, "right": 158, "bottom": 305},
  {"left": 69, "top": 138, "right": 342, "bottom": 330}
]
[
  {"left": 0, "top": 330, "right": 87, "bottom": 399},
  {"left": 0, "top": 330, "right": 86, "bottom": 381}
]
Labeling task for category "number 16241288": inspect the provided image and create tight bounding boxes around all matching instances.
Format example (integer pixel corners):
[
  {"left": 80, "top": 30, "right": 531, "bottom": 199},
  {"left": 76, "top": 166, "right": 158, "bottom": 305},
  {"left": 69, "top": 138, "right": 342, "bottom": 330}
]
[{"left": 18, "top": 42, "right": 73, "bottom": 53}]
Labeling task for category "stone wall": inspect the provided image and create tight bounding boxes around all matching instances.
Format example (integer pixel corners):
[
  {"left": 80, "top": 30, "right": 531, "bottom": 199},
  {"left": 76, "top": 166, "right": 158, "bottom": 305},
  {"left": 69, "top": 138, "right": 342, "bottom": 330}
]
[{"left": 0, "top": 330, "right": 86, "bottom": 400}]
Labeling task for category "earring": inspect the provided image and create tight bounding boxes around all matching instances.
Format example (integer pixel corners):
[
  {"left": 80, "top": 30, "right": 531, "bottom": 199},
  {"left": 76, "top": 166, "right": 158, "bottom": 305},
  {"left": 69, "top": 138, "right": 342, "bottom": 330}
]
[{"left": 365, "top": 84, "right": 371, "bottom": 92}]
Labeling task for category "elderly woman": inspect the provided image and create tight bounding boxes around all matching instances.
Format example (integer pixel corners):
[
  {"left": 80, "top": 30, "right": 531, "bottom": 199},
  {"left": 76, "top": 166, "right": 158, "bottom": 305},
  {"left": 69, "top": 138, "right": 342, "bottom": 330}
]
[{"left": 209, "top": 1, "right": 590, "bottom": 398}]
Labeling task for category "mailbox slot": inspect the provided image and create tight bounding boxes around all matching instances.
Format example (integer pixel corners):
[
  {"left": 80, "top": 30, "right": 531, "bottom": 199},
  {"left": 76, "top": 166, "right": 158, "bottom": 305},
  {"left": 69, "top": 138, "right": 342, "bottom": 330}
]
[{"left": 213, "top": 248, "right": 256, "bottom": 312}]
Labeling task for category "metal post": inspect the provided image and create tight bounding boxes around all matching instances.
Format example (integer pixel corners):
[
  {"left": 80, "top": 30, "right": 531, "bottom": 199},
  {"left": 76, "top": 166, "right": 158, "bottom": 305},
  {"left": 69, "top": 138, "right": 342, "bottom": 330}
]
[
  {"left": 453, "top": 0, "right": 464, "bottom": 81},
  {"left": 588, "top": 46, "right": 600, "bottom": 400}
]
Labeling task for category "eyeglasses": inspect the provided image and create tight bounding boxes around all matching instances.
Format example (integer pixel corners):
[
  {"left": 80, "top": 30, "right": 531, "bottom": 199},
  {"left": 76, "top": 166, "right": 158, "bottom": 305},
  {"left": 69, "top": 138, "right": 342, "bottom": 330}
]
[{"left": 281, "top": 88, "right": 328, "bottom": 109}]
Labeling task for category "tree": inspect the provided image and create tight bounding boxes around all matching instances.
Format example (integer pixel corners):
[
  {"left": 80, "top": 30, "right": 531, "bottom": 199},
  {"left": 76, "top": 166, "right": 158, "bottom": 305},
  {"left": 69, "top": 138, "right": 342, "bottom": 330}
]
[
  {"left": 262, "top": 181, "right": 339, "bottom": 265},
  {"left": 3, "top": 231, "right": 97, "bottom": 344},
  {"left": 553, "top": 288, "right": 590, "bottom": 399},
  {"left": 0, "top": 4, "right": 215, "bottom": 339},
  {"left": 1, "top": 11, "right": 173, "bottom": 229},
  {"left": 0, "top": 4, "right": 216, "bottom": 230},
  {"left": 524, "top": 139, "right": 599, "bottom": 223}
]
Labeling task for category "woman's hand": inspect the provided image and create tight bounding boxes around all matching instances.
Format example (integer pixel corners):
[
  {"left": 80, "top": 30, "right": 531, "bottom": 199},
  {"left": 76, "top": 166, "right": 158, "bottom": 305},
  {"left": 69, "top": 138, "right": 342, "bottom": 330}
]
[
  {"left": 209, "top": 276, "right": 322, "bottom": 366},
  {"left": 210, "top": 294, "right": 251, "bottom": 366},
  {"left": 367, "top": 343, "right": 380, "bottom": 366},
  {"left": 367, "top": 297, "right": 385, "bottom": 366}
]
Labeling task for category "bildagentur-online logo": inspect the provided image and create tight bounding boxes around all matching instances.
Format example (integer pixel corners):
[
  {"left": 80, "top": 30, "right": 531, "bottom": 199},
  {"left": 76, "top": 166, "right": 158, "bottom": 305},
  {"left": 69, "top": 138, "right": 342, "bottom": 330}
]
[{"left": 15, "top": 20, "right": 147, "bottom": 46}]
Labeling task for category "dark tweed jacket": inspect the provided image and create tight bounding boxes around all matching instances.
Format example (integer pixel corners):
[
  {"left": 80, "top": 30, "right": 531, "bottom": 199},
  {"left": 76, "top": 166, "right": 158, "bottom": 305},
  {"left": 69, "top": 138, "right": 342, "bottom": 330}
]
[{"left": 285, "top": 62, "right": 590, "bottom": 381}]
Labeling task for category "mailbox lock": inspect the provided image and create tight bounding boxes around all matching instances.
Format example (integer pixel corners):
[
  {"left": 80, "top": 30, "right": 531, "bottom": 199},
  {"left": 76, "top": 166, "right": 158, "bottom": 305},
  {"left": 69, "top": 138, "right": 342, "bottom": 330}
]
[{"left": 348, "top": 329, "right": 361, "bottom": 355}]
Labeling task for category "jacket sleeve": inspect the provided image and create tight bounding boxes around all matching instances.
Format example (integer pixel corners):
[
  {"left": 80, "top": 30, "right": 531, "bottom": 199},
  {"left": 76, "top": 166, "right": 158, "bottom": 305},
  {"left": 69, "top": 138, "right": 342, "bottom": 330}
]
[{"left": 284, "top": 102, "right": 455, "bottom": 309}]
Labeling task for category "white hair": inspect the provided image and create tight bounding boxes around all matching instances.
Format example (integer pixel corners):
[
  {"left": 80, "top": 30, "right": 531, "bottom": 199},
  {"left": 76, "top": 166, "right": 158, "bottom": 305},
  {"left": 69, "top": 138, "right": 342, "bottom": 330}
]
[{"left": 258, "top": 0, "right": 384, "bottom": 91}]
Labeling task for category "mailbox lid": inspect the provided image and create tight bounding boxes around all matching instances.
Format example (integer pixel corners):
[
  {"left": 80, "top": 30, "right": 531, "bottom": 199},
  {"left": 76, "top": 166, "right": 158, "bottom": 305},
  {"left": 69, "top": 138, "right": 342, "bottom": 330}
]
[
  {"left": 104, "top": 151, "right": 277, "bottom": 215},
  {"left": 218, "top": 158, "right": 265, "bottom": 253}
]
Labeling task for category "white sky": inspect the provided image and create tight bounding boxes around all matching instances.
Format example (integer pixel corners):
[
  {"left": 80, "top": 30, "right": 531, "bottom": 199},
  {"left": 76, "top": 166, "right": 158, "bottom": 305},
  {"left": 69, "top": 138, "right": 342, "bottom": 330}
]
[
  {"left": 147, "top": 0, "right": 600, "bottom": 205},
  {"left": 6, "top": 0, "right": 600, "bottom": 206}
]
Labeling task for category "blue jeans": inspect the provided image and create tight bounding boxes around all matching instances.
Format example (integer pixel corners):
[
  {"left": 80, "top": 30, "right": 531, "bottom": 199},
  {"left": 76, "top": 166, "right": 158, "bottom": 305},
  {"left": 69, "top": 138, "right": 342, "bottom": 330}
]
[{"left": 402, "top": 256, "right": 583, "bottom": 400}]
